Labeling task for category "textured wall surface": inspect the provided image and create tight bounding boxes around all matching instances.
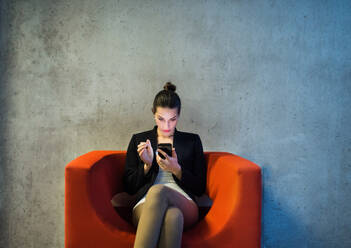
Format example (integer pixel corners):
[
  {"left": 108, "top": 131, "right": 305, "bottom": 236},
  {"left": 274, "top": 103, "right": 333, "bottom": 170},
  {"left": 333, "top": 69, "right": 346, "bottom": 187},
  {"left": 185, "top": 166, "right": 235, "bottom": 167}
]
[{"left": 0, "top": 0, "right": 350, "bottom": 247}]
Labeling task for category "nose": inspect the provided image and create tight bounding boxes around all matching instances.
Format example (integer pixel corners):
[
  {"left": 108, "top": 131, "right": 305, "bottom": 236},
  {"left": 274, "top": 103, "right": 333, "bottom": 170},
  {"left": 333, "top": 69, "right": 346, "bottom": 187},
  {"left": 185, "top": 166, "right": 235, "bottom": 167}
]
[{"left": 164, "top": 121, "right": 171, "bottom": 129}]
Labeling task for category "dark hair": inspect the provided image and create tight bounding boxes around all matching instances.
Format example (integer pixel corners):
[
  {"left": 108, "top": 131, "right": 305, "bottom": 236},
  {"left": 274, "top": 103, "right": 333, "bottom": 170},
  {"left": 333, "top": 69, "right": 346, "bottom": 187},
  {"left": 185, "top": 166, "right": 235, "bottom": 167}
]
[{"left": 152, "top": 82, "right": 181, "bottom": 115}]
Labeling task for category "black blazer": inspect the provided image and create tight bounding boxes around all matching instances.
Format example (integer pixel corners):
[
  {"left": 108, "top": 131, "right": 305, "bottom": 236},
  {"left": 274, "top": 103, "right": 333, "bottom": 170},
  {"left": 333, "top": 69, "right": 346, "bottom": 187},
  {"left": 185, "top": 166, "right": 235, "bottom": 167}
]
[{"left": 122, "top": 125, "right": 207, "bottom": 206}]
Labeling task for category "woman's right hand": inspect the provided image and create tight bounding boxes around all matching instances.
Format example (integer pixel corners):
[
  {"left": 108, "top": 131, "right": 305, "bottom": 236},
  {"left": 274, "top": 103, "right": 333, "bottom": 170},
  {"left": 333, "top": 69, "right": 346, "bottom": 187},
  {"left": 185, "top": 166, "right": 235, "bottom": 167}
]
[{"left": 137, "top": 139, "right": 154, "bottom": 166}]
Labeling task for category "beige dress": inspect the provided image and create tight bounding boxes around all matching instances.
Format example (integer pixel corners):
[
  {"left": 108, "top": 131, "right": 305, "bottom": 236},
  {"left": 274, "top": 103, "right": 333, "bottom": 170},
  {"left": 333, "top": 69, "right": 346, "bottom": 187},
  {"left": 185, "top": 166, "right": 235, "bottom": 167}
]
[{"left": 132, "top": 166, "right": 194, "bottom": 210}]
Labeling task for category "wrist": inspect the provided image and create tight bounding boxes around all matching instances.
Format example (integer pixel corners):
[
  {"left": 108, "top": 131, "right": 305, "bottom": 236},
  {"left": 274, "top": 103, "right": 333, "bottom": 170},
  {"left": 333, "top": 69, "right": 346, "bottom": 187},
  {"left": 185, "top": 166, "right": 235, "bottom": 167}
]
[
  {"left": 144, "top": 162, "right": 151, "bottom": 168},
  {"left": 172, "top": 164, "right": 180, "bottom": 173},
  {"left": 173, "top": 164, "right": 182, "bottom": 179},
  {"left": 144, "top": 163, "right": 152, "bottom": 174}
]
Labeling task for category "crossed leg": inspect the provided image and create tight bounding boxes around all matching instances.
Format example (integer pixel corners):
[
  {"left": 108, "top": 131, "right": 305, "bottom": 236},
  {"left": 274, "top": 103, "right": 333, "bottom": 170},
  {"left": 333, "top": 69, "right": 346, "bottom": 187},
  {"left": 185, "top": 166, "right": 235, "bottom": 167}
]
[{"left": 132, "top": 184, "right": 199, "bottom": 248}]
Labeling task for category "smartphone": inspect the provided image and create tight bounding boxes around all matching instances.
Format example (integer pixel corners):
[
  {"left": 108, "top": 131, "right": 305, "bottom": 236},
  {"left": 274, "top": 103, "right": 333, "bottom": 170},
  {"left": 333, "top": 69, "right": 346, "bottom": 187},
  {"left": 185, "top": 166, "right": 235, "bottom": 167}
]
[{"left": 157, "top": 143, "right": 172, "bottom": 159}]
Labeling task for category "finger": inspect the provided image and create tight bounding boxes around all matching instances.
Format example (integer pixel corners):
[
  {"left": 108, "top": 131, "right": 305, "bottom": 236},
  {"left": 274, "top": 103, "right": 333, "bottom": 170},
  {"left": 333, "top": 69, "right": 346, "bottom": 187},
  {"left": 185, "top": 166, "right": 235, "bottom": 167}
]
[
  {"left": 156, "top": 153, "right": 161, "bottom": 162},
  {"left": 137, "top": 146, "right": 145, "bottom": 153},
  {"left": 137, "top": 142, "right": 146, "bottom": 148},
  {"left": 157, "top": 153, "right": 168, "bottom": 164},
  {"left": 157, "top": 149, "right": 168, "bottom": 159},
  {"left": 158, "top": 156, "right": 167, "bottom": 168},
  {"left": 157, "top": 158, "right": 164, "bottom": 168},
  {"left": 145, "top": 140, "right": 151, "bottom": 150},
  {"left": 137, "top": 146, "right": 146, "bottom": 152},
  {"left": 156, "top": 153, "right": 164, "bottom": 164},
  {"left": 172, "top": 148, "right": 177, "bottom": 157},
  {"left": 138, "top": 148, "right": 145, "bottom": 157}
]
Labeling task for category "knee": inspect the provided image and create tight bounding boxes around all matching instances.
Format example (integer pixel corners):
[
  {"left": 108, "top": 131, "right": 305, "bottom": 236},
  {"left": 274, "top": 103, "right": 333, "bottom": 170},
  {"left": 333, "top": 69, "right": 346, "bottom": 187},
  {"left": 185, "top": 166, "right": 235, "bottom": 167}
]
[
  {"left": 145, "top": 184, "right": 169, "bottom": 204},
  {"left": 164, "top": 207, "right": 184, "bottom": 227}
]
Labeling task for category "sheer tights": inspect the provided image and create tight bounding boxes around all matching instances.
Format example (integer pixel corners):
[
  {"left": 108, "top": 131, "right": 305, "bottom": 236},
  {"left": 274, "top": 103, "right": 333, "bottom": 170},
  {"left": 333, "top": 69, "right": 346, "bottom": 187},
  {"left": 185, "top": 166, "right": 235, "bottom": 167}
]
[{"left": 132, "top": 184, "right": 199, "bottom": 248}]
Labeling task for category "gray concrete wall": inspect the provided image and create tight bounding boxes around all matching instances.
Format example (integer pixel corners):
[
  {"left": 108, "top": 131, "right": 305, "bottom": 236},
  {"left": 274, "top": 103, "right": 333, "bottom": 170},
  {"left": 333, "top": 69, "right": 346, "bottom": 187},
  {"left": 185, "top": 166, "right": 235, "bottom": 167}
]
[{"left": 0, "top": 0, "right": 350, "bottom": 247}]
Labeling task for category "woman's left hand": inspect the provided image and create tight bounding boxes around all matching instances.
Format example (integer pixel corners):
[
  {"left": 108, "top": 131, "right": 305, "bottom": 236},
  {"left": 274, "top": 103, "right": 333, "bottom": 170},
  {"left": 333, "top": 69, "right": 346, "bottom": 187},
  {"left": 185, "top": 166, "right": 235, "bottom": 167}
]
[{"left": 156, "top": 148, "right": 181, "bottom": 174}]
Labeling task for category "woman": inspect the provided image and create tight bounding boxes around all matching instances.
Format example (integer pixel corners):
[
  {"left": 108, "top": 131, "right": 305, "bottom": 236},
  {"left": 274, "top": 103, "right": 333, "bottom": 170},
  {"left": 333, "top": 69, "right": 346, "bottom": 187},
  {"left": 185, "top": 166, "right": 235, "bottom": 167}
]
[{"left": 122, "top": 82, "right": 207, "bottom": 248}]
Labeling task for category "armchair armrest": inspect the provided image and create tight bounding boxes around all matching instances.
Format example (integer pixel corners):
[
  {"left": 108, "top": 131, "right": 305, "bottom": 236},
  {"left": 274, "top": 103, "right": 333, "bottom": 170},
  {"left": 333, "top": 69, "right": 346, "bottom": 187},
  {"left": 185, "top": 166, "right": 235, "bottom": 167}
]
[
  {"left": 65, "top": 151, "right": 135, "bottom": 248},
  {"left": 183, "top": 152, "right": 261, "bottom": 247}
]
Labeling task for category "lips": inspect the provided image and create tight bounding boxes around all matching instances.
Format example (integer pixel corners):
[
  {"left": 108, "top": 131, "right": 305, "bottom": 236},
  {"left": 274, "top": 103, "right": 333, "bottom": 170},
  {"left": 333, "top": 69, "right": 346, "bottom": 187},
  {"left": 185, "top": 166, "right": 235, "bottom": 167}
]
[{"left": 162, "top": 129, "right": 170, "bottom": 132}]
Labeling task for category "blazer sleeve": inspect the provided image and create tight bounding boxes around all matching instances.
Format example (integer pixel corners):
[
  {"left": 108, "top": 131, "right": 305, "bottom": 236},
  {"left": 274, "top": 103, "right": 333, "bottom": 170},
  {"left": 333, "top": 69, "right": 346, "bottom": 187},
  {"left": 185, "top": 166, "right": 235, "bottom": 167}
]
[
  {"left": 122, "top": 134, "right": 151, "bottom": 195},
  {"left": 175, "top": 134, "right": 207, "bottom": 196}
]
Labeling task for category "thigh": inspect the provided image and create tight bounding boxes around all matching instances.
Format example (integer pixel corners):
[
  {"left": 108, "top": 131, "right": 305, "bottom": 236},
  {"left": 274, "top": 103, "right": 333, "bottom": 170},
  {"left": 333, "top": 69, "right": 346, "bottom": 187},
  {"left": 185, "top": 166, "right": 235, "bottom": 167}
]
[
  {"left": 132, "top": 185, "right": 199, "bottom": 229},
  {"left": 162, "top": 186, "right": 199, "bottom": 229},
  {"left": 132, "top": 202, "right": 145, "bottom": 228}
]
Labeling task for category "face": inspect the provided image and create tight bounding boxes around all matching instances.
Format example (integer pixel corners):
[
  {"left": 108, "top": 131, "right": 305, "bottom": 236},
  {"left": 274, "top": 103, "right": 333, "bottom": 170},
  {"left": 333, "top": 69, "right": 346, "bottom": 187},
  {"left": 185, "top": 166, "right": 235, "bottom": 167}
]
[{"left": 154, "top": 106, "right": 179, "bottom": 137}]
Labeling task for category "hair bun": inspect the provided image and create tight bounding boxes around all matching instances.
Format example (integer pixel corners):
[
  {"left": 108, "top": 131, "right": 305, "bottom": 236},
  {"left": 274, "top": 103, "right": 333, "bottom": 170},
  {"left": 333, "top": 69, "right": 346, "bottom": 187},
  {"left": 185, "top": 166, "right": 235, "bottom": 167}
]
[{"left": 163, "top": 82, "right": 176, "bottom": 92}]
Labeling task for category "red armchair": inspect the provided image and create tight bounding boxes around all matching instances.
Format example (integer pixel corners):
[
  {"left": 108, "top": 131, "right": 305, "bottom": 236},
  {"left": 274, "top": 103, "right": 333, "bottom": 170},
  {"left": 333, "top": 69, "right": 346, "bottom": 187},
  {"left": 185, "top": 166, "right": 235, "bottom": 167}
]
[{"left": 65, "top": 151, "right": 261, "bottom": 247}]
